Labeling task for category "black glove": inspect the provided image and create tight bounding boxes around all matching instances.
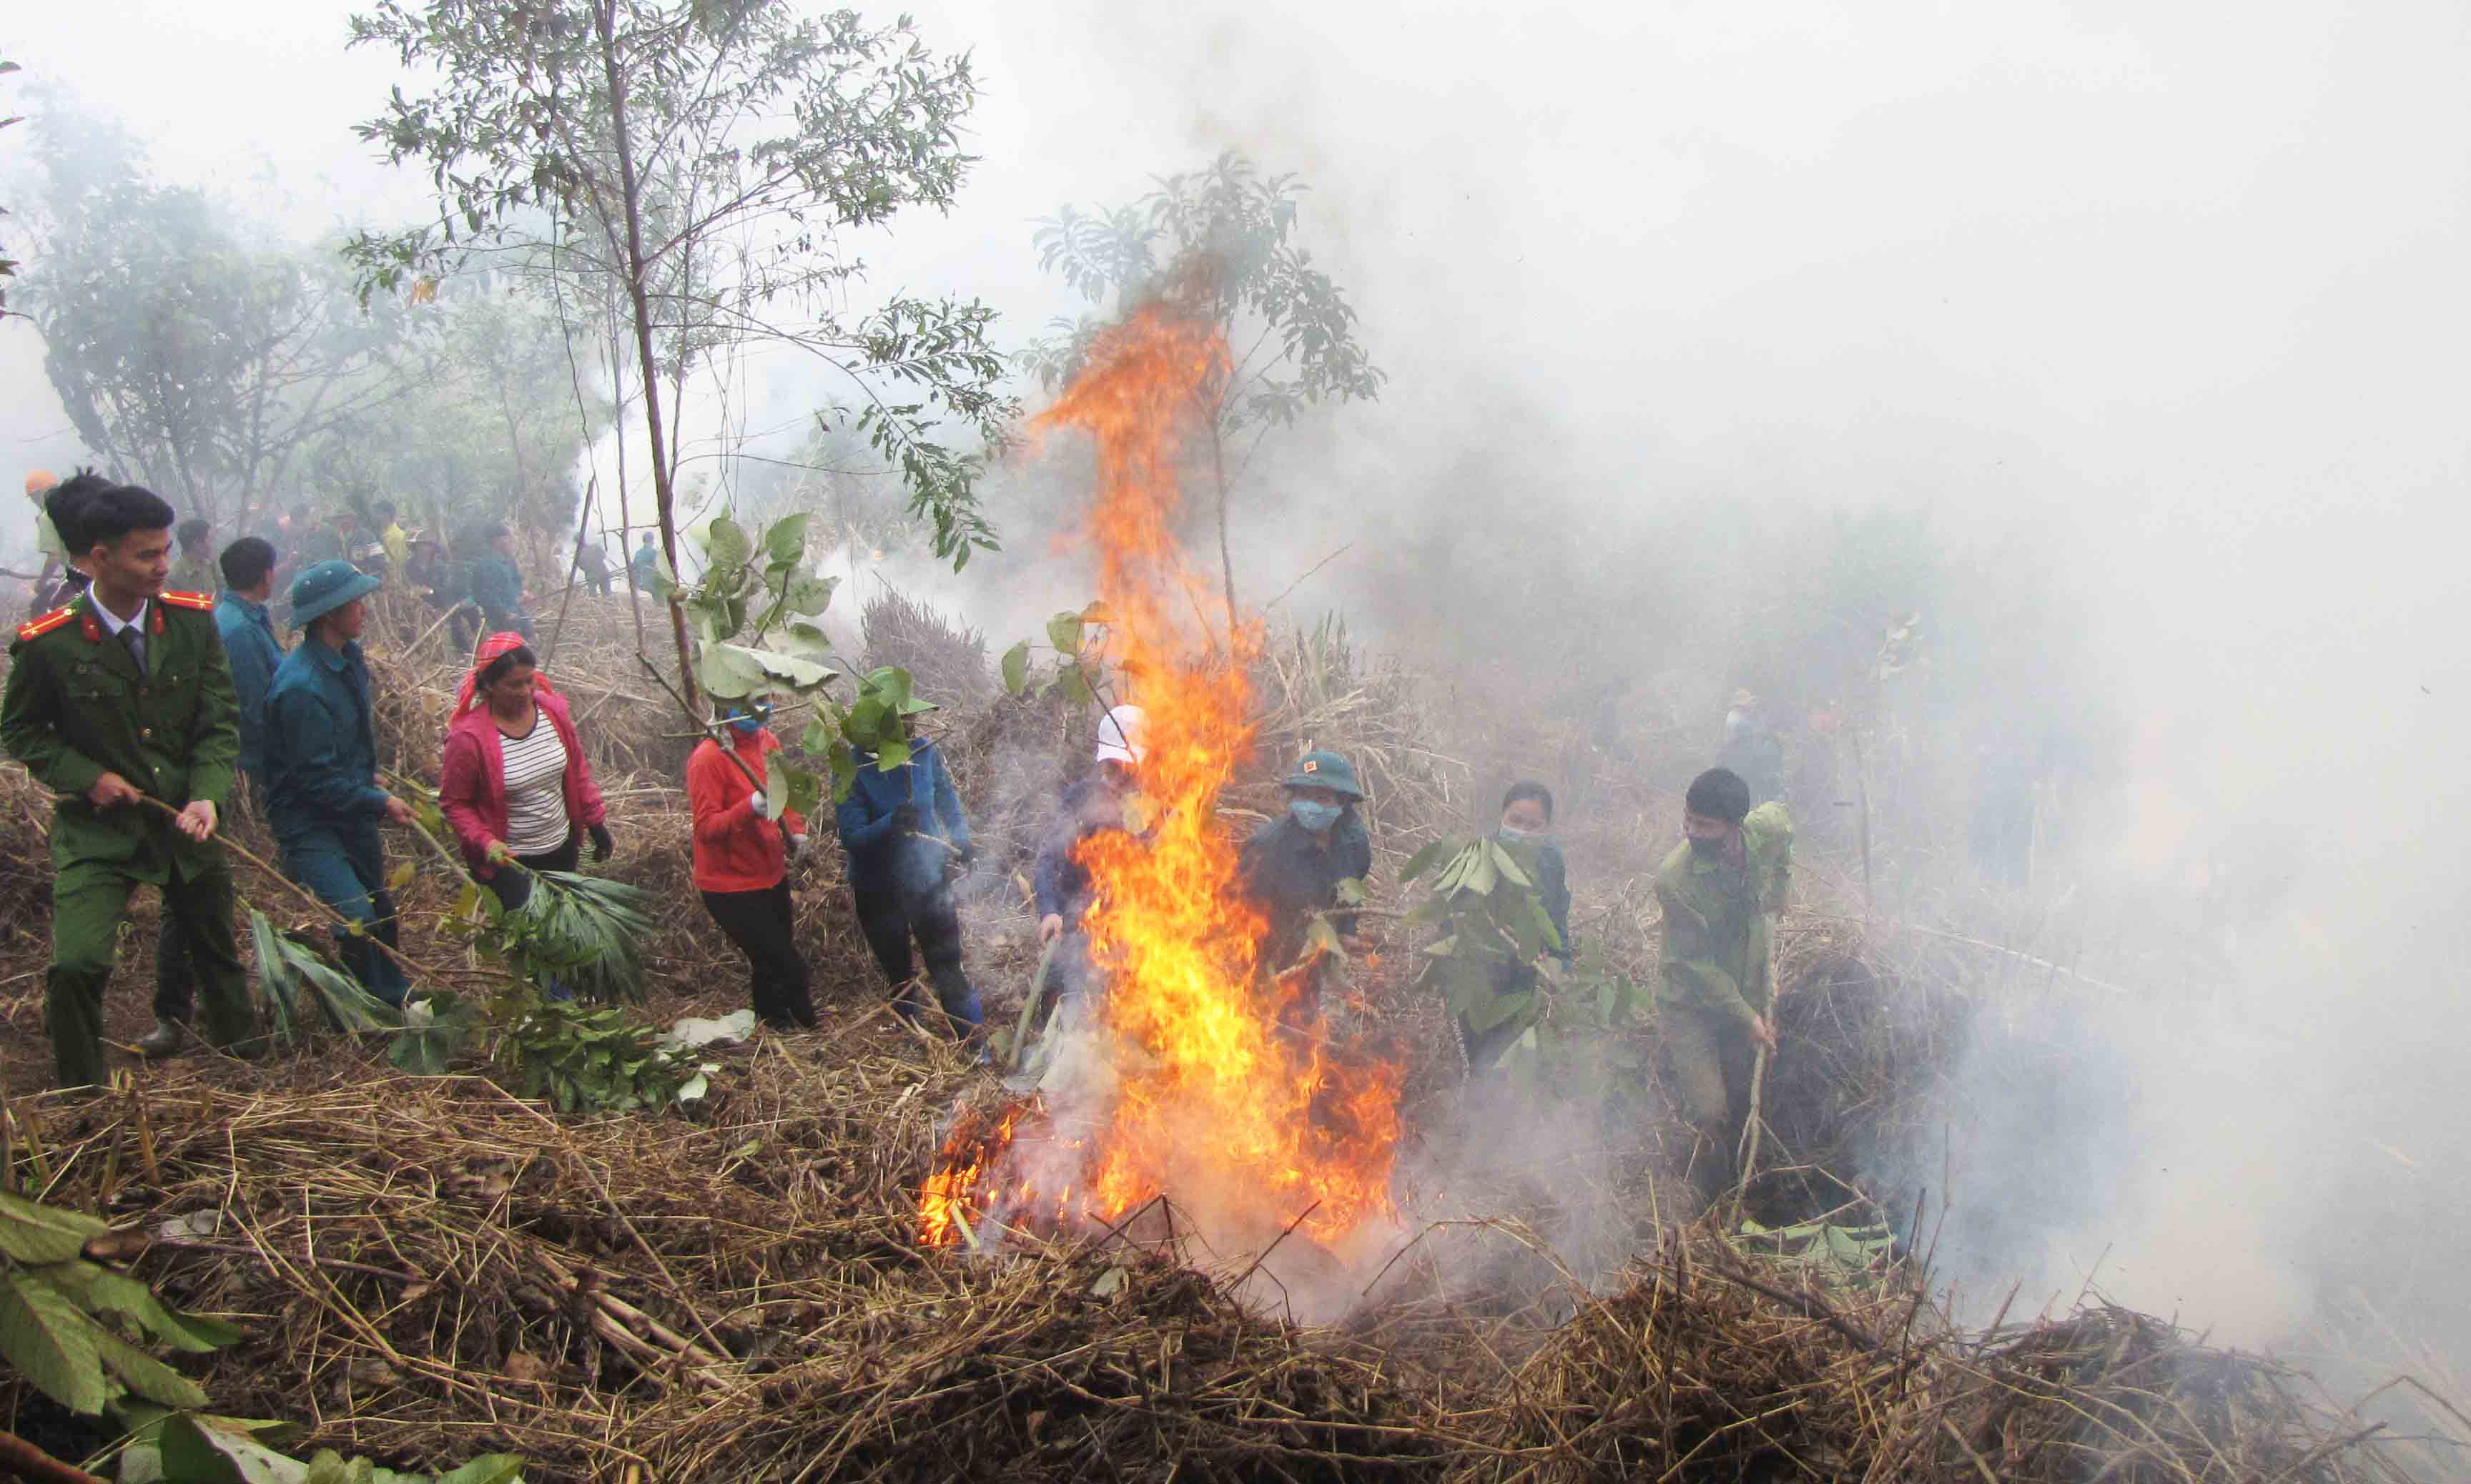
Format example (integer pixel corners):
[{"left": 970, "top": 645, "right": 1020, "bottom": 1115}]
[
  {"left": 890, "top": 803, "right": 922, "bottom": 833},
  {"left": 955, "top": 841, "right": 980, "bottom": 866},
  {"left": 588, "top": 823, "right": 615, "bottom": 862}
]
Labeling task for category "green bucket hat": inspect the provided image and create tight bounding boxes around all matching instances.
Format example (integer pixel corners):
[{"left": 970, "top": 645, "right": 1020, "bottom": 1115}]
[
  {"left": 862, "top": 666, "right": 939, "bottom": 716},
  {"left": 1282, "top": 749, "right": 1364, "bottom": 801},
  {"left": 288, "top": 559, "right": 383, "bottom": 629}
]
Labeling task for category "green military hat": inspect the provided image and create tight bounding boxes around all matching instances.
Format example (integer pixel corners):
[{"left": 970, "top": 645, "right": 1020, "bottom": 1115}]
[
  {"left": 289, "top": 559, "right": 382, "bottom": 629},
  {"left": 1282, "top": 749, "right": 1364, "bottom": 800}
]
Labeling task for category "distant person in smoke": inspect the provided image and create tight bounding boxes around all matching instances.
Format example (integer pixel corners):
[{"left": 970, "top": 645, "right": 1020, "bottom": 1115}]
[
  {"left": 1035, "top": 705, "right": 1149, "bottom": 1009},
  {"left": 1717, "top": 688, "right": 1784, "bottom": 807},
  {"left": 1456, "top": 780, "right": 1577, "bottom": 1076},
  {"left": 834, "top": 668, "right": 985, "bottom": 1044},
  {"left": 169, "top": 518, "right": 217, "bottom": 594},
  {"left": 374, "top": 502, "right": 410, "bottom": 575},
  {"left": 686, "top": 701, "right": 818, "bottom": 1030},
  {"left": 26, "top": 470, "right": 104, "bottom": 614},
  {"left": 405, "top": 536, "right": 478, "bottom": 654},
  {"left": 1654, "top": 766, "right": 1792, "bottom": 1210},
  {"left": 574, "top": 536, "right": 612, "bottom": 598},
  {"left": 630, "top": 533, "right": 660, "bottom": 593},
  {"left": 468, "top": 524, "right": 533, "bottom": 641},
  {"left": 1238, "top": 749, "right": 1373, "bottom": 1033}
]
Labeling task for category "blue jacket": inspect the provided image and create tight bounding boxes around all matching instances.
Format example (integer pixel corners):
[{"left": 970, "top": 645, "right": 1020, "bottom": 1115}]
[
  {"left": 468, "top": 554, "right": 526, "bottom": 615},
  {"left": 214, "top": 591, "right": 284, "bottom": 782},
  {"left": 835, "top": 736, "right": 970, "bottom": 894},
  {"left": 260, "top": 635, "right": 388, "bottom": 841}
]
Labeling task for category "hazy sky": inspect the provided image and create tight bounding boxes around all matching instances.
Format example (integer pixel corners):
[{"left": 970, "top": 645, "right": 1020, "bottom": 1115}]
[{"left": 6, "top": 0, "right": 2468, "bottom": 1349}]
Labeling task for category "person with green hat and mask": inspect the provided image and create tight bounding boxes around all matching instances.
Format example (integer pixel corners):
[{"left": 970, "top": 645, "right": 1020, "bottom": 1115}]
[
  {"left": 834, "top": 668, "right": 984, "bottom": 1043},
  {"left": 1238, "top": 749, "right": 1374, "bottom": 986},
  {"left": 260, "top": 558, "right": 416, "bottom": 1008}
]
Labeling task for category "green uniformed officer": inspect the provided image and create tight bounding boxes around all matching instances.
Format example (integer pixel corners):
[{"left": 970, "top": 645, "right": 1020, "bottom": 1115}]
[
  {"left": 1654, "top": 766, "right": 1792, "bottom": 1207},
  {"left": 0, "top": 480, "right": 255, "bottom": 1088}
]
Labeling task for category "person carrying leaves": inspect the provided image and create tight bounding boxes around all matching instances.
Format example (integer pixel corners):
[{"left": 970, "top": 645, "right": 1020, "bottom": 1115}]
[
  {"left": 687, "top": 701, "right": 818, "bottom": 1030},
  {"left": 0, "top": 480, "right": 257, "bottom": 1087},
  {"left": 260, "top": 560, "right": 417, "bottom": 1009},
  {"left": 834, "top": 668, "right": 983, "bottom": 1044},
  {"left": 439, "top": 632, "right": 613, "bottom": 957}
]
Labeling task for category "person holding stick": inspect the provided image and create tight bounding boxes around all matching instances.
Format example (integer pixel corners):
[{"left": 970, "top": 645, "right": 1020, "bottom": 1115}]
[
  {"left": 0, "top": 480, "right": 257, "bottom": 1087},
  {"left": 1654, "top": 766, "right": 1792, "bottom": 1210},
  {"left": 142, "top": 535, "right": 287, "bottom": 1058},
  {"left": 260, "top": 560, "right": 415, "bottom": 1009},
  {"left": 834, "top": 669, "right": 983, "bottom": 1043},
  {"left": 686, "top": 701, "right": 818, "bottom": 1030},
  {"left": 439, "top": 634, "right": 613, "bottom": 996}
]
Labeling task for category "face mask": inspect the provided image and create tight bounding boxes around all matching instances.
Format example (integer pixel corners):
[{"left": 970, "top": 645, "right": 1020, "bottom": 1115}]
[
  {"left": 1499, "top": 825, "right": 1540, "bottom": 841},
  {"left": 1290, "top": 799, "right": 1343, "bottom": 833},
  {"left": 726, "top": 711, "right": 766, "bottom": 738},
  {"left": 1687, "top": 833, "right": 1728, "bottom": 858}
]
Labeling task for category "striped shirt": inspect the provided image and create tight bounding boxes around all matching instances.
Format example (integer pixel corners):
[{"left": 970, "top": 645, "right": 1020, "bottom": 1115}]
[{"left": 498, "top": 714, "right": 572, "bottom": 856}]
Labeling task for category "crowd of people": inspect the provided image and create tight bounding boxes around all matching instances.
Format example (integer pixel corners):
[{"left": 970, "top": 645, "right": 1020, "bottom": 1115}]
[{"left": 6, "top": 468, "right": 1798, "bottom": 1212}]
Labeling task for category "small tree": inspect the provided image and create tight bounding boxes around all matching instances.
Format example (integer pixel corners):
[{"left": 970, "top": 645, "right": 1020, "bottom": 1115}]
[
  {"left": 0, "top": 54, "right": 21, "bottom": 317},
  {"left": 347, "top": 0, "right": 1015, "bottom": 712},
  {"left": 1026, "top": 152, "right": 1385, "bottom": 623}
]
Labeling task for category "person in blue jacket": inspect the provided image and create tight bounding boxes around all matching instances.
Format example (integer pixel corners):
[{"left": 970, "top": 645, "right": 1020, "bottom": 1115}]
[
  {"left": 834, "top": 668, "right": 982, "bottom": 1042},
  {"left": 260, "top": 560, "right": 418, "bottom": 1008},
  {"left": 143, "top": 535, "right": 289, "bottom": 1057}
]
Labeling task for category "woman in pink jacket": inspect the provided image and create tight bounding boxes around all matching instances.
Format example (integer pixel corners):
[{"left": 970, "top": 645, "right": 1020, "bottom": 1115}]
[{"left": 439, "top": 633, "right": 613, "bottom": 930}]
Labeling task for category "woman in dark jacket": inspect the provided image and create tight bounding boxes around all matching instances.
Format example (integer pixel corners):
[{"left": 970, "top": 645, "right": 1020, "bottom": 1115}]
[{"left": 834, "top": 669, "right": 982, "bottom": 1042}]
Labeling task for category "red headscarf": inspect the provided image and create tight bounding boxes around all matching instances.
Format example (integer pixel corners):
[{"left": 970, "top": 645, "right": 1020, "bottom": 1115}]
[{"left": 453, "top": 631, "right": 562, "bottom": 718}]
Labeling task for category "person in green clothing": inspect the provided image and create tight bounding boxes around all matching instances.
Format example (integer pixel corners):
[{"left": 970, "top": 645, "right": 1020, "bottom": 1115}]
[
  {"left": 169, "top": 517, "right": 217, "bottom": 594},
  {"left": 1654, "top": 766, "right": 1792, "bottom": 1208},
  {"left": 1459, "top": 779, "right": 1577, "bottom": 1074},
  {"left": 0, "top": 480, "right": 257, "bottom": 1088}
]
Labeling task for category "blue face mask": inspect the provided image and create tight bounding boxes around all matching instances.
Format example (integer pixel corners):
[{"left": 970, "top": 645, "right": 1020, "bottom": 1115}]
[
  {"left": 725, "top": 708, "right": 767, "bottom": 738},
  {"left": 1290, "top": 798, "right": 1343, "bottom": 833}
]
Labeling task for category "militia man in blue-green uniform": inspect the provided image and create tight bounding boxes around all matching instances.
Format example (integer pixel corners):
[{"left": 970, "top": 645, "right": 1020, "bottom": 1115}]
[
  {"left": 1654, "top": 766, "right": 1793, "bottom": 1208},
  {"left": 0, "top": 481, "right": 257, "bottom": 1088}
]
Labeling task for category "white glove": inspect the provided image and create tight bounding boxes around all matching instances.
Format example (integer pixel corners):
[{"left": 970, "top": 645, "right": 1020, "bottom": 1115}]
[
  {"left": 788, "top": 833, "right": 807, "bottom": 861},
  {"left": 746, "top": 790, "right": 768, "bottom": 816}
]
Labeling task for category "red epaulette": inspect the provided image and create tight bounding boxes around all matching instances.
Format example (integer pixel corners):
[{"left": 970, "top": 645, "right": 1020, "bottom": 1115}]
[
  {"left": 160, "top": 590, "right": 215, "bottom": 613},
  {"left": 15, "top": 605, "right": 76, "bottom": 643}
]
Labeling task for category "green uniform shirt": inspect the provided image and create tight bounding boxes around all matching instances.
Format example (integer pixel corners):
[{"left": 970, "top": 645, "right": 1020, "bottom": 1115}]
[
  {"left": 0, "top": 590, "right": 242, "bottom": 883},
  {"left": 1653, "top": 802, "right": 1792, "bottom": 1026}
]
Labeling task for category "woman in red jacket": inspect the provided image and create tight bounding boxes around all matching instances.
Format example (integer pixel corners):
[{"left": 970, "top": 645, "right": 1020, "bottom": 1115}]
[
  {"left": 438, "top": 633, "right": 613, "bottom": 927},
  {"left": 686, "top": 703, "right": 818, "bottom": 1029}
]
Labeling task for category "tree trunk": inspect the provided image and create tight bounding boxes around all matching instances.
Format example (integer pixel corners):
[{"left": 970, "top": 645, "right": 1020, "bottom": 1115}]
[
  {"left": 598, "top": 0, "right": 699, "bottom": 714},
  {"left": 1208, "top": 420, "right": 1237, "bottom": 638}
]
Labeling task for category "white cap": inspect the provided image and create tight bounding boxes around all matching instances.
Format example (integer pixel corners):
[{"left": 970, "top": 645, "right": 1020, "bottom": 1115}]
[{"left": 1095, "top": 705, "right": 1146, "bottom": 765}]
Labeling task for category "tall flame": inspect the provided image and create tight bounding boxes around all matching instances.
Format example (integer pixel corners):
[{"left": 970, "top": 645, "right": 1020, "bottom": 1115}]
[{"left": 918, "top": 303, "right": 1404, "bottom": 1277}]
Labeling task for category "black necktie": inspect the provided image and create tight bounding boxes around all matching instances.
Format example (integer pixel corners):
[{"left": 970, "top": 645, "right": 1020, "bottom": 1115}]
[{"left": 119, "top": 620, "right": 147, "bottom": 674}]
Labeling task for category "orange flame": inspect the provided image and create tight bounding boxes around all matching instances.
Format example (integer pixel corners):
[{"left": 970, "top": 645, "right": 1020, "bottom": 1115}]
[{"left": 917, "top": 303, "right": 1403, "bottom": 1262}]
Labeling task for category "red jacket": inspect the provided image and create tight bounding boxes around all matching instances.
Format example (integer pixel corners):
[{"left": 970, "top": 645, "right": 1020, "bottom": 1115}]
[
  {"left": 439, "top": 689, "right": 608, "bottom": 880},
  {"left": 688, "top": 731, "right": 807, "bottom": 893}
]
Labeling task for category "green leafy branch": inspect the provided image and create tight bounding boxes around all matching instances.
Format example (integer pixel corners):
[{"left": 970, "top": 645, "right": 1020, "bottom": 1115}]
[{"left": 997, "top": 603, "right": 1115, "bottom": 706}]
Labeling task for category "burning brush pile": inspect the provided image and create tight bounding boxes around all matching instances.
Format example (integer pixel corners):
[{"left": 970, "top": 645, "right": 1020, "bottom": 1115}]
[{"left": 919, "top": 305, "right": 1408, "bottom": 1309}]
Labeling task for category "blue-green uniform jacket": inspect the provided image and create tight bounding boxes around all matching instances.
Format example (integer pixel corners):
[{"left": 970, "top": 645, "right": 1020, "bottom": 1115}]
[
  {"left": 0, "top": 590, "right": 240, "bottom": 881},
  {"left": 259, "top": 638, "right": 388, "bottom": 841},
  {"left": 1653, "top": 803, "right": 1792, "bottom": 1026}
]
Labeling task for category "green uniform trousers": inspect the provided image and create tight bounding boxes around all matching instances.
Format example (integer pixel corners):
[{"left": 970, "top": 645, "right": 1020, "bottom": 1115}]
[
  {"left": 49, "top": 851, "right": 253, "bottom": 1087},
  {"left": 1661, "top": 1003, "right": 1759, "bottom": 1202}
]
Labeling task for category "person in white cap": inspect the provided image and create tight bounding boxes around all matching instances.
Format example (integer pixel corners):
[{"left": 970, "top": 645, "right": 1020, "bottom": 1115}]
[{"left": 1032, "top": 705, "right": 1147, "bottom": 1006}]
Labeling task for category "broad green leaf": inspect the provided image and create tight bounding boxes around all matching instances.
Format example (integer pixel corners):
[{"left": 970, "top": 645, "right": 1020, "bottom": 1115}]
[
  {"left": 1051, "top": 663, "right": 1095, "bottom": 707},
  {"left": 695, "top": 643, "right": 768, "bottom": 700},
  {"left": 45, "top": 1264, "right": 235, "bottom": 1352},
  {"left": 386, "top": 861, "right": 415, "bottom": 895},
  {"left": 1398, "top": 839, "right": 1452, "bottom": 885},
  {"left": 1486, "top": 839, "right": 1534, "bottom": 889},
  {"left": 0, "top": 1270, "right": 109, "bottom": 1413},
  {"left": 89, "top": 1321, "right": 209, "bottom": 1408},
  {"left": 999, "top": 640, "right": 1030, "bottom": 698},
  {"left": 433, "top": 1458, "right": 527, "bottom": 1484},
  {"left": 1333, "top": 876, "right": 1367, "bottom": 907},
  {"left": 0, "top": 1187, "right": 108, "bottom": 1265},
  {"left": 1045, "top": 610, "right": 1084, "bottom": 656},
  {"left": 161, "top": 1410, "right": 308, "bottom": 1483},
  {"left": 762, "top": 511, "right": 810, "bottom": 565},
  {"left": 704, "top": 515, "right": 751, "bottom": 579},
  {"left": 780, "top": 764, "right": 824, "bottom": 821},
  {"left": 799, "top": 714, "right": 837, "bottom": 755},
  {"left": 762, "top": 756, "right": 789, "bottom": 821},
  {"left": 778, "top": 575, "right": 837, "bottom": 617},
  {"left": 873, "top": 739, "right": 912, "bottom": 773}
]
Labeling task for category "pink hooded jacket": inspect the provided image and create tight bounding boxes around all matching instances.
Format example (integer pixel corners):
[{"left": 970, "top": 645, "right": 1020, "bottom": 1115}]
[{"left": 439, "top": 688, "right": 607, "bottom": 880}]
